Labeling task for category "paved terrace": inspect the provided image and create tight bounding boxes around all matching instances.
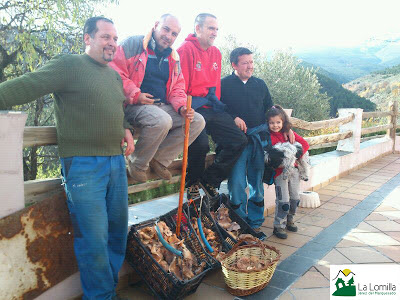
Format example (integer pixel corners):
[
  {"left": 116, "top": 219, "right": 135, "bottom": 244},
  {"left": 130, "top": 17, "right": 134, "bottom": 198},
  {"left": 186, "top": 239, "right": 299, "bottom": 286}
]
[{"left": 118, "top": 154, "right": 400, "bottom": 300}]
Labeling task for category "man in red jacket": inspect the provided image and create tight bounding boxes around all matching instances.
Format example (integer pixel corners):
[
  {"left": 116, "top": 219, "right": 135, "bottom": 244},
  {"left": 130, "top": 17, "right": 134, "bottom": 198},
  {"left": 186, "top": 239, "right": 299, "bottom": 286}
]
[
  {"left": 110, "top": 14, "right": 205, "bottom": 183},
  {"left": 177, "top": 13, "right": 247, "bottom": 199}
]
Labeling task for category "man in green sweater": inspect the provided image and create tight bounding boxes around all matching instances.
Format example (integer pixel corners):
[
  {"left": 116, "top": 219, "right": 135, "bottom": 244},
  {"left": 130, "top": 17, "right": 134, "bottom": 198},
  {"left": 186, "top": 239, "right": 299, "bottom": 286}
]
[{"left": 0, "top": 17, "right": 133, "bottom": 300}]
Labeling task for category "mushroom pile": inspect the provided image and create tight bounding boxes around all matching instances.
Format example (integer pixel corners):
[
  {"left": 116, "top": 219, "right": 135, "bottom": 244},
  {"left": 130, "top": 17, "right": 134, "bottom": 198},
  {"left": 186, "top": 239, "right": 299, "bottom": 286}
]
[
  {"left": 210, "top": 205, "right": 241, "bottom": 240},
  {"left": 190, "top": 217, "right": 226, "bottom": 261},
  {"left": 231, "top": 256, "right": 269, "bottom": 271},
  {"left": 137, "top": 221, "right": 206, "bottom": 281}
]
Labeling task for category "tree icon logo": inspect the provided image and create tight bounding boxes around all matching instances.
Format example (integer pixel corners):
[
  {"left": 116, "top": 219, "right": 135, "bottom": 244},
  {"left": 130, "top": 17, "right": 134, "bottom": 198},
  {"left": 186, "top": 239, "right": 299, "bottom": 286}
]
[{"left": 332, "top": 268, "right": 356, "bottom": 296}]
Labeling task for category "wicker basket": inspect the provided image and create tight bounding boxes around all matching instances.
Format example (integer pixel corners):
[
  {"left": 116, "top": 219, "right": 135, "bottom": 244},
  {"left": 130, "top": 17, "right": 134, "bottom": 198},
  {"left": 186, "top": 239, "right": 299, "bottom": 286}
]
[{"left": 221, "top": 237, "right": 281, "bottom": 296}]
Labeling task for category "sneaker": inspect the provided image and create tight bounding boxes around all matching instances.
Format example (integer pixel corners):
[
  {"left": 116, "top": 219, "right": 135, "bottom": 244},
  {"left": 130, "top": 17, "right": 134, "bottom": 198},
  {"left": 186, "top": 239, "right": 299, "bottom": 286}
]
[
  {"left": 286, "top": 221, "right": 298, "bottom": 232},
  {"left": 126, "top": 160, "right": 147, "bottom": 183},
  {"left": 199, "top": 180, "right": 219, "bottom": 199},
  {"left": 273, "top": 227, "right": 288, "bottom": 239},
  {"left": 187, "top": 183, "right": 201, "bottom": 200},
  {"left": 150, "top": 159, "right": 172, "bottom": 180}
]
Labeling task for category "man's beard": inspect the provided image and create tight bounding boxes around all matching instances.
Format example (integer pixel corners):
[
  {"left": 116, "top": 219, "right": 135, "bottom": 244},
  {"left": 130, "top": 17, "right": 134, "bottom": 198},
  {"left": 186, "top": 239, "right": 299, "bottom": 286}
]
[{"left": 103, "top": 49, "right": 114, "bottom": 62}]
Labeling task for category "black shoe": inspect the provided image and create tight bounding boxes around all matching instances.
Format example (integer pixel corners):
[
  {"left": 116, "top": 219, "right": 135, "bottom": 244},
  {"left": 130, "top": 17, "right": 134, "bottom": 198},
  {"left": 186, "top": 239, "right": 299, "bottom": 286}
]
[
  {"left": 273, "top": 227, "right": 288, "bottom": 239},
  {"left": 286, "top": 221, "right": 298, "bottom": 232},
  {"left": 199, "top": 180, "right": 219, "bottom": 199},
  {"left": 187, "top": 183, "right": 201, "bottom": 200}
]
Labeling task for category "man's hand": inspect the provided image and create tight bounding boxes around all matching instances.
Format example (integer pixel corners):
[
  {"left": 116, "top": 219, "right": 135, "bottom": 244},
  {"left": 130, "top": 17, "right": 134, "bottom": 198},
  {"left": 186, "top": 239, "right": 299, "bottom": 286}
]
[
  {"left": 234, "top": 117, "right": 247, "bottom": 133},
  {"left": 137, "top": 92, "right": 155, "bottom": 105},
  {"left": 180, "top": 106, "right": 195, "bottom": 122},
  {"left": 121, "top": 129, "right": 135, "bottom": 157},
  {"left": 283, "top": 129, "right": 295, "bottom": 144}
]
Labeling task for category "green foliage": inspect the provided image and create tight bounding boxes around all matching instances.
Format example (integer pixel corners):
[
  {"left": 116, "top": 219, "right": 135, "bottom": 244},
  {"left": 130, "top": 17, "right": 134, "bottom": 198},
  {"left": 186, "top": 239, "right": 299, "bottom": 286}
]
[
  {"left": 374, "top": 64, "right": 400, "bottom": 76},
  {"left": 128, "top": 182, "right": 180, "bottom": 205},
  {"left": 220, "top": 35, "right": 330, "bottom": 122},
  {"left": 316, "top": 73, "right": 376, "bottom": 117}
]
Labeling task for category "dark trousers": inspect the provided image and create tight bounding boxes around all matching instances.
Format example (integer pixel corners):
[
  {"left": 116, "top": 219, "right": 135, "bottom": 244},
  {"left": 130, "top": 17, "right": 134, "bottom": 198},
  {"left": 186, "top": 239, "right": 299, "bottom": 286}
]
[{"left": 186, "top": 108, "right": 247, "bottom": 188}]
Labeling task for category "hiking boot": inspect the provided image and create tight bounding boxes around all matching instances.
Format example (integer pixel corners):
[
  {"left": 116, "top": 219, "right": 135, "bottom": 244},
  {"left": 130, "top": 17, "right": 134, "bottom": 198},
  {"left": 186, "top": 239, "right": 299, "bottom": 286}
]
[
  {"left": 150, "top": 159, "right": 172, "bottom": 180},
  {"left": 286, "top": 221, "right": 298, "bottom": 232},
  {"left": 187, "top": 183, "right": 201, "bottom": 200},
  {"left": 126, "top": 159, "right": 147, "bottom": 183},
  {"left": 199, "top": 180, "right": 219, "bottom": 199},
  {"left": 273, "top": 227, "right": 288, "bottom": 239}
]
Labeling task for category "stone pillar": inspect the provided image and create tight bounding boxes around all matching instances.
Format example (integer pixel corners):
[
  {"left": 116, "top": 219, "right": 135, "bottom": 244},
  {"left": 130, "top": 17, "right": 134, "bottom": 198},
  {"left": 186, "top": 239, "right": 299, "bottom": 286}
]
[
  {"left": 336, "top": 108, "right": 363, "bottom": 153},
  {"left": 0, "top": 111, "right": 27, "bottom": 219}
]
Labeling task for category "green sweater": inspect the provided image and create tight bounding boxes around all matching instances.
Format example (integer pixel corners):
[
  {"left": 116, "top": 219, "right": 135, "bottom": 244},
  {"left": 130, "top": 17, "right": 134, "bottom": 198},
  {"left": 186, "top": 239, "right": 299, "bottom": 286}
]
[{"left": 0, "top": 54, "right": 127, "bottom": 157}]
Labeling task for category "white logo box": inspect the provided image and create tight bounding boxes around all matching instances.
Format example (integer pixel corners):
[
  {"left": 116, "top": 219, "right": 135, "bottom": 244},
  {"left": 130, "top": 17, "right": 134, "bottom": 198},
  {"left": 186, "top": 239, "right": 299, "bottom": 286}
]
[{"left": 330, "top": 264, "right": 400, "bottom": 300}]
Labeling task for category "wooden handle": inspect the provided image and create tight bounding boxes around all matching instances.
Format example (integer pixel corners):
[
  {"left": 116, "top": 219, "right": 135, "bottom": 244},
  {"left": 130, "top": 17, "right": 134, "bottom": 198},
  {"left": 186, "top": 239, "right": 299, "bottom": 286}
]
[{"left": 176, "top": 95, "right": 192, "bottom": 236}]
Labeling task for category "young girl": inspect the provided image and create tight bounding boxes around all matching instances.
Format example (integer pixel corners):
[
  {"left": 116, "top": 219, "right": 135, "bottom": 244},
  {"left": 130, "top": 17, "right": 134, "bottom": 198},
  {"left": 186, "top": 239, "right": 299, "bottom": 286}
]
[{"left": 266, "top": 105, "right": 309, "bottom": 239}]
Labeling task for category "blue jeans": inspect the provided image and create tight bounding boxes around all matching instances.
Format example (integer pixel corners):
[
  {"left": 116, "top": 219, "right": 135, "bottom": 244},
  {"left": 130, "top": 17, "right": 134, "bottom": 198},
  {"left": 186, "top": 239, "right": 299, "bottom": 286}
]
[
  {"left": 228, "top": 142, "right": 265, "bottom": 228},
  {"left": 60, "top": 155, "right": 128, "bottom": 300}
]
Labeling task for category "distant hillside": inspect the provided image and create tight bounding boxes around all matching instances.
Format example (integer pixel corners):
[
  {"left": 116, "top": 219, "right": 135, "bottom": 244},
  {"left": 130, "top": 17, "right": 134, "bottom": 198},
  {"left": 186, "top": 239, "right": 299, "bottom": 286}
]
[
  {"left": 300, "top": 62, "right": 376, "bottom": 116},
  {"left": 317, "top": 73, "right": 376, "bottom": 116},
  {"left": 344, "top": 64, "right": 400, "bottom": 110},
  {"left": 300, "top": 61, "right": 348, "bottom": 84},
  {"left": 295, "top": 36, "right": 400, "bottom": 84}
]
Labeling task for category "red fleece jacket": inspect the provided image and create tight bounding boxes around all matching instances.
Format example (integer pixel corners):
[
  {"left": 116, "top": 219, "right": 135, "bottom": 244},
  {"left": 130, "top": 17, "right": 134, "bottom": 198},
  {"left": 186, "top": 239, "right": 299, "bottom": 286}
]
[{"left": 177, "top": 34, "right": 221, "bottom": 99}]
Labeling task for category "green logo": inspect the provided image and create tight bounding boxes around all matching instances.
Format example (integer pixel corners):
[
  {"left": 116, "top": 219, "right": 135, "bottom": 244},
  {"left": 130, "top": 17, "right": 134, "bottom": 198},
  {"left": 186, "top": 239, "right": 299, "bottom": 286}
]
[{"left": 332, "top": 269, "right": 356, "bottom": 297}]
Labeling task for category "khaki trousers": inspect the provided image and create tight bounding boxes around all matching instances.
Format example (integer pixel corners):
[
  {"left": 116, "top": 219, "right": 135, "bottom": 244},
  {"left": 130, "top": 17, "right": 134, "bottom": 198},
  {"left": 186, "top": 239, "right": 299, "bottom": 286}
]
[{"left": 125, "top": 103, "right": 205, "bottom": 170}]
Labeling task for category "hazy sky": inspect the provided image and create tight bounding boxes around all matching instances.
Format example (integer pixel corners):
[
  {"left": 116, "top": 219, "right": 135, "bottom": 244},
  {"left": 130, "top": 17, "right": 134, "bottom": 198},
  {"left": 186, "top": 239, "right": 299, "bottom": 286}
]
[{"left": 106, "top": 0, "right": 400, "bottom": 52}]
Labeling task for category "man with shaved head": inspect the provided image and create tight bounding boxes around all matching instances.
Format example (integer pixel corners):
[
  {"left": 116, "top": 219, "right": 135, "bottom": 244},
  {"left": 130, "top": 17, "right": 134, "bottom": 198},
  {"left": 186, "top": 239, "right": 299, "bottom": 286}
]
[{"left": 111, "top": 14, "right": 205, "bottom": 183}]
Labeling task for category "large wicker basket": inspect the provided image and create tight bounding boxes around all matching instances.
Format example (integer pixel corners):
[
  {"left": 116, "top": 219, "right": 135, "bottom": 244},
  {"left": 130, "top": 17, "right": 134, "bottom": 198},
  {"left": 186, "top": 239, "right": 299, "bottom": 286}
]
[{"left": 220, "top": 237, "right": 281, "bottom": 296}]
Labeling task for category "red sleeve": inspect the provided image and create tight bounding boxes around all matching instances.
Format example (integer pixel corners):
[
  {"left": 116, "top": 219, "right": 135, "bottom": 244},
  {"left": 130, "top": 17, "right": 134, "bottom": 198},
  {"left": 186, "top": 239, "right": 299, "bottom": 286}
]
[
  {"left": 215, "top": 50, "right": 222, "bottom": 100},
  {"left": 294, "top": 131, "right": 310, "bottom": 156},
  {"left": 177, "top": 44, "right": 193, "bottom": 95},
  {"left": 109, "top": 46, "right": 140, "bottom": 104},
  {"left": 167, "top": 59, "right": 187, "bottom": 112}
]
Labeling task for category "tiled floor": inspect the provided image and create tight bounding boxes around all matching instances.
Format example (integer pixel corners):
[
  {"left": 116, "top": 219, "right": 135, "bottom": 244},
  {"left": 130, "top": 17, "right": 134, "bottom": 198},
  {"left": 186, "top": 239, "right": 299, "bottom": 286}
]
[{"left": 119, "top": 154, "right": 400, "bottom": 300}]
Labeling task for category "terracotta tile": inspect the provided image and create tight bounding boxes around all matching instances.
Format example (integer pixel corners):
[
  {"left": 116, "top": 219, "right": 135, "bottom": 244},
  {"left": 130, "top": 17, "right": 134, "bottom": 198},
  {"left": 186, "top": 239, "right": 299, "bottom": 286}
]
[
  {"left": 346, "top": 232, "right": 400, "bottom": 246},
  {"left": 323, "top": 185, "right": 348, "bottom": 192},
  {"left": 119, "top": 282, "right": 157, "bottom": 300},
  {"left": 338, "top": 192, "right": 367, "bottom": 201},
  {"left": 285, "top": 287, "right": 331, "bottom": 299},
  {"left": 257, "top": 226, "right": 274, "bottom": 239},
  {"left": 292, "top": 267, "right": 329, "bottom": 288},
  {"left": 368, "top": 174, "right": 394, "bottom": 180},
  {"left": 279, "top": 290, "right": 296, "bottom": 300},
  {"left": 313, "top": 262, "right": 330, "bottom": 279},
  {"left": 335, "top": 236, "right": 367, "bottom": 248},
  {"left": 309, "top": 207, "right": 345, "bottom": 219},
  {"left": 349, "top": 171, "right": 374, "bottom": 177},
  {"left": 344, "top": 188, "right": 373, "bottom": 196},
  {"left": 374, "top": 205, "right": 399, "bottom": 212},
  {"left": 365, "top": 220, "right": 400, "bottom": 232},
  {"left": 267, "top": 232, "right": 312, "bottom": 248},
  {"left": 265, "top": 241, "right": 298, "bottom": 261},
  {"left": 328, "top": 181, "right": 352, "bottom": 187},
  {"left": 317, "top": 189, "right": 342, "bottom": 197},
  {"left": 320, "top": 249, "right": 353, "bottom": 270},
  {"left": 261, "top": 217, "right": 274, "bottom": 229},
  {"left": 295, "top": 223, "right": 324, "bottom": 238},
  {"left": 319, "top": 202, "right": 353, "bottom": 213},
  {"left": 297, "top": 215, "right": 336, "bottom": 228},
  {"left": 374, "top": 246, "right": 400, "bottom": 262},
  {"left": 375, "top": 211, "right": 400, "bottom": 221},
  {"left": 319, "top": 194, "right": 333, "bottom": 202},
  {"left": 336, "top": 247, "right": 393, "bottom": 263},
  {"left": 385, "top": 232, "right": 400, "bottom": 243},
  {"left": 360, "top": 177, "right": 388, "bottom": 183},
  {"left": 357, "top": 180, "right": 384, "bottom": 187},
  {"left": 329, "top": 180, "right": 354, "bottom": 188},
  {"left": 202, "top": 269, "right": 227, "bottom": 289},
  {"left": 343, "top": 175, "right": 366, "bottom": 181},
  {"left": 364, "top": 212, "right": 390, "bottom": 221},
  {"left": 350, "top": 184, "right": 377, "bottom": 191},
  {"left": 296, "top": 206, "right": 317, "bottom": 215},
  {"left": 351, "top": 222, "right": 381, "bottom": 233},
  {"left": 329, "top": 197, "right": 360, "bottom": 207},
  {"left": 186, "top": 283, "right": 232, "bottom": 300}
]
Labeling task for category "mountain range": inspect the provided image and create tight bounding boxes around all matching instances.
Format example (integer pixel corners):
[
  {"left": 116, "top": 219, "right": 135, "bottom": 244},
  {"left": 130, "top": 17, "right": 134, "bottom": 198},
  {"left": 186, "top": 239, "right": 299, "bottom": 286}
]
[{"left": 296, "top": 36, "right": 400, "bottom": 84}]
